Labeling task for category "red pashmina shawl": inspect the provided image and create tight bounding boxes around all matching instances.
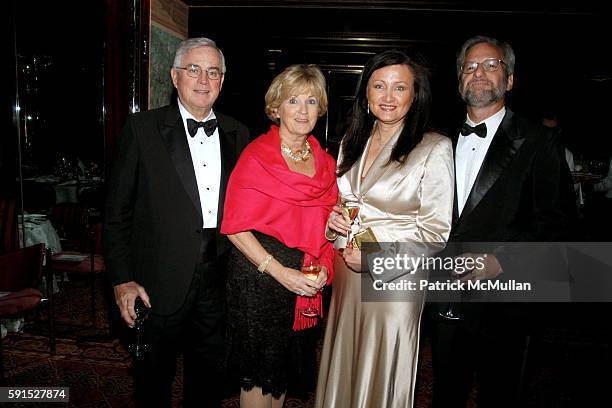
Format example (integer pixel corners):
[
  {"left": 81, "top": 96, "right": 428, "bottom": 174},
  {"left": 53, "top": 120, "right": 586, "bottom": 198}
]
[{"left": 221, "top": 125, "right": 338, "bottom": 330}]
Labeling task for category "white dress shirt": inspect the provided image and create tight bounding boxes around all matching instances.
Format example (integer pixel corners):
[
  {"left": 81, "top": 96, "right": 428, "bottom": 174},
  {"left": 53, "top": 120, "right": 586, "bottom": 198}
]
[
  {"left": 177, "top": 99, "right": 222, "bottom": 227},
  {"left": 456, "top": 107, "right": 506, "bottom": 215}
]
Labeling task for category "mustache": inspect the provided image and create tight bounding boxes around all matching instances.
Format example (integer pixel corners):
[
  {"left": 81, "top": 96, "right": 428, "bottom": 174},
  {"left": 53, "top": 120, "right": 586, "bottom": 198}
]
[{"left": 466, "top": 79, "right": 493, "bottom": 87}]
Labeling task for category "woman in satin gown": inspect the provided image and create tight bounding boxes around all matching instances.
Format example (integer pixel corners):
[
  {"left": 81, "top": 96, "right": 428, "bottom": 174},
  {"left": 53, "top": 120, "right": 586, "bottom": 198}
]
[{"left": 315, "top": 50, "right": 454, "bottom": 407}]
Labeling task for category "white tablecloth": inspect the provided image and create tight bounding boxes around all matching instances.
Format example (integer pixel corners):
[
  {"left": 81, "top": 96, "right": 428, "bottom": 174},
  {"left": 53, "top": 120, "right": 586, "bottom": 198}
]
[
  {"left": 0, "top": 292, "right": 26, "bottom": 338},
  {"left": 54, "top": 181, "right": 78, "bottom": 204},
  {"left": 18, "top": 215, "right": 62, "bottom": 254}
]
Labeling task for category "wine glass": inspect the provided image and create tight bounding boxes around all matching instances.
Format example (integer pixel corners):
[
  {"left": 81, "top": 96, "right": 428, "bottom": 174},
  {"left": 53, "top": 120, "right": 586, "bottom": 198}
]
[
  {"left": 300, "top": 260, "right": 321, "bottom": 317},
  {"left": 438, "top": 302, "right": 461, "bottom": 320},
  {"left": 129, "top": 297, "right": 150, "bottom": 358},
  {"left": 340, "top": 200, "right": 360, "bottom": 248},
  {"left": 438, "top": 276, "right": 462, "bottom": 320}
]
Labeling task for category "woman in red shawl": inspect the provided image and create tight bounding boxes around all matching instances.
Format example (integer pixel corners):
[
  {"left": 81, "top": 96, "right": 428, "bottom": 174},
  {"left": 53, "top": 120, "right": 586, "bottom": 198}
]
[{"left": 221, "top": 65, "right": 338, "bottom": 407}]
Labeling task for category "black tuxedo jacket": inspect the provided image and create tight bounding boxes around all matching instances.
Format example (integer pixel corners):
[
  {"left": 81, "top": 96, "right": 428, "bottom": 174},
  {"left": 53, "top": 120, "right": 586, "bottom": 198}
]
[
  {"left": 448, "top": 109, "right": 576, "bottom": 332},
  {"left": 451, "top": 109, "right": 574, "bottom": 243},
  {"left": 104, "top": 104, "right": 249, "bottom": 315}
]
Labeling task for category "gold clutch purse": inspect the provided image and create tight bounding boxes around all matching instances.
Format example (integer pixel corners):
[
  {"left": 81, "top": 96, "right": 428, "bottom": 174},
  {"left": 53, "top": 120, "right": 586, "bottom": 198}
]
[{"left": 351, "top": 227, "right": 381, "bottom": 252}]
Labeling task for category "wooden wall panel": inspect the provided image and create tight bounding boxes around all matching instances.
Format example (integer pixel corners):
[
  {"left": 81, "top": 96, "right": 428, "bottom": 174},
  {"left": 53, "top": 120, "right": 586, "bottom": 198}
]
[{"left": 151, "top": 0, "right": 188, "bottom": 38}]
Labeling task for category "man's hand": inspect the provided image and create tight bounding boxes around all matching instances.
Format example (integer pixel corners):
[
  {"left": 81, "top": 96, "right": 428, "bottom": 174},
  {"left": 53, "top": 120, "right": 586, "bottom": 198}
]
[
  {"left": 453, "top": 253, "right": 503, "bottom": 282},
  {"left": 113, "top": 281, "right": 151, "bottom": 327}
]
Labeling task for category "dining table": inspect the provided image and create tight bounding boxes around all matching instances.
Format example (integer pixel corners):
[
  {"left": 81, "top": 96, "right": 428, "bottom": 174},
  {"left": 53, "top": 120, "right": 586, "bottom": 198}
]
[
  {"left": 571, "top": 171, "right": 605, "bottom": 208},
  {"left": 25, "top": 175, "right": 104, "bottom": 204},
  {"left": 18, "top": 213, "right": 62, "bottom": 255}
]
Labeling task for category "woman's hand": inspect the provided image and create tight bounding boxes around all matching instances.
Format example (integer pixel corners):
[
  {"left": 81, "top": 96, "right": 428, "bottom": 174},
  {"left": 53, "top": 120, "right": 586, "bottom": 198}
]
[
  {"left": 342, "top": 247, "right": 363, "bottom": 272},
  {"left": 326, "top": 205, "right": 351, "bottom": 238},
  {"left": 275, "top": 267, "right": 323, "bottom": 296}
]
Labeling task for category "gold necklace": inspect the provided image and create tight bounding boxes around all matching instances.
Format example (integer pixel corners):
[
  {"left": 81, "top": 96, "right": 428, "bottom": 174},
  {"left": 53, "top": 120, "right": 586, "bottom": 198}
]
[{"left": 281, "top": 140, "right": 312, "bottom": 162}]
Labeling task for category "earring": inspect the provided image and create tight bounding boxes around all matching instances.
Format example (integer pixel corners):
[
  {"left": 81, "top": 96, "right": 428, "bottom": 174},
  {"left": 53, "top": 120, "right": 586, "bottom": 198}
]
[{"left": 367, "top": 104, "right": 370, "bottom": 114}]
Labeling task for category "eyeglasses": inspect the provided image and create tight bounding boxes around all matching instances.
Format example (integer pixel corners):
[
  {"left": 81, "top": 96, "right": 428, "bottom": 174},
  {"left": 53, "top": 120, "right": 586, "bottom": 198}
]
[
  {"left": 174, "top": 64, "right": 222, "bottom": 80},
  {"left": 461, "top": 58, "right": 506, "bottom": 75}
]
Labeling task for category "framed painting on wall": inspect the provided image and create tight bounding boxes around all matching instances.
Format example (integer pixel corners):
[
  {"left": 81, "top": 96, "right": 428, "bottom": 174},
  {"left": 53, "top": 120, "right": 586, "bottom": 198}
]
[{"left": 149, "top": 21, "right": 184, "bottom": 109}]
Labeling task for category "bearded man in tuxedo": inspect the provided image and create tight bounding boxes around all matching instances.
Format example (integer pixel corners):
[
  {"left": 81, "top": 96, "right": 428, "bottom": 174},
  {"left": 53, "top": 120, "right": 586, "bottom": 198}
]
[{"left": 429, "top": 35, "right": 575, "bottom": 408}]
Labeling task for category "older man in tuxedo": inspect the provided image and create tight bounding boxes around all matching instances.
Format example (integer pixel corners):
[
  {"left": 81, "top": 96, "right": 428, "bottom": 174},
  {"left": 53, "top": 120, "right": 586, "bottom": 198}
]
[
  {"left": 104, "top": 37, "right": 249, "bottom": 407},
  {"left": 429, "top": 35, "right": 576, "bottom": 408}
]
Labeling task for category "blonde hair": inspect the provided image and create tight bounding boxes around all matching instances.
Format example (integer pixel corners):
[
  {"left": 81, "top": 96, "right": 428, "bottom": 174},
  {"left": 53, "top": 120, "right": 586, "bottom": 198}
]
[{"left": 264, "top": 64, "right": 328, "bottom": 123}]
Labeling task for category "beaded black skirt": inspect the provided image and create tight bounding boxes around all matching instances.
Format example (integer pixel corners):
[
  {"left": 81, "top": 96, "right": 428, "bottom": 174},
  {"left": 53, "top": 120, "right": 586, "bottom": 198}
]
[{"left": 225, "top": 231, "right": 319, "bottom": 399}]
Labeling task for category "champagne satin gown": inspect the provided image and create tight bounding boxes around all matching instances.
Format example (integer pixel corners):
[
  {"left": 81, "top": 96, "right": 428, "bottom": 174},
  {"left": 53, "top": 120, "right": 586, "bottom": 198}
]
[{"left": 315, "top": 132, "right": 454, "bottom": 407}]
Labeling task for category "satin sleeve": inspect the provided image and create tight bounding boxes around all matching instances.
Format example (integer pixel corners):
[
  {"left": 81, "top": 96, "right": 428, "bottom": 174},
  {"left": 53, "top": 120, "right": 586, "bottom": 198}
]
[{"left": 411, "top": 136, "right": 454, "bottom": 243}]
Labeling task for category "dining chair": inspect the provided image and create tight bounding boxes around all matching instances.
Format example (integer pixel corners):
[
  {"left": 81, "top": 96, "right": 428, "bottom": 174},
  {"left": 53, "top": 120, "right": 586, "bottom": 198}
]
[
  {"left": 50, "top": 202, "right": 88, "bottom": 250},
  {"left": 49, "top": 204, "right": 105, "bottom": 323},
  {"left": 0, "top": 243, "right": 56, "bottom": 381}
]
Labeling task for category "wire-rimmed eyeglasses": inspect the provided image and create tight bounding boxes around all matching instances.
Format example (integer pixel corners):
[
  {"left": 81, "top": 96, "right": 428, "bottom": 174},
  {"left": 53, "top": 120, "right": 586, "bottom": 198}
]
[
  {"left": 174, "top": 63, "right": 222, "bottom": 80},
  {"left": 461, "top": 58, "right": 506, "bottom": 75}
]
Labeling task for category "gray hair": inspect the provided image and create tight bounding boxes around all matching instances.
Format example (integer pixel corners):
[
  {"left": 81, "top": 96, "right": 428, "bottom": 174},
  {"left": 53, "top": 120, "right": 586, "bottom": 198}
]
[
  {"left": 173, "top": 37, "right": 226, "bottom": 73},
  {"left": 456, "top": 35, "right": 515, "bottom": 79}
]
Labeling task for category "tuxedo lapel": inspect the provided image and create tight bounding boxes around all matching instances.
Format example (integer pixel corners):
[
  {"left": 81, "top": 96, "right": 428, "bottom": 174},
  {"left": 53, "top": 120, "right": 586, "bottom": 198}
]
[
  {"left": 160, "top": 106, "right": 203, "bottom": 219},
  {"left": 452, "top": 133, "right": 460, "bottom": 225},
  {"left": 456, "top": 110, "right": 524, "bottom": 224}
]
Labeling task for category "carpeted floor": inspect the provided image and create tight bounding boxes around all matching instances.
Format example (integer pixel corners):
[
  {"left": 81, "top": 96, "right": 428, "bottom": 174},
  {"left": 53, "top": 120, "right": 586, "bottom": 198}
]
[
  {"left": 2, "top": 277, "right": 610, "bottom": 407},
  {"left": 0, "top": 277, "right": 447, "bottom": 407},
  {"left": 2, "top": 332, "right": 437, "bottom": 407}
]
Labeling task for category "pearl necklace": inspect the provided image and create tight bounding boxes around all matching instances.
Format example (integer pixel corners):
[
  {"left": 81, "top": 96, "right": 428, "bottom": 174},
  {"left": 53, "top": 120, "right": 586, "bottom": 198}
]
[{"left": 280, "top": 140, "right": 312, "bottom": 162}]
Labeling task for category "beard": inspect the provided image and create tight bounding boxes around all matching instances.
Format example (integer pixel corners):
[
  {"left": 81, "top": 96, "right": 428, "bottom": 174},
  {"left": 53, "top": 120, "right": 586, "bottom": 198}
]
[{"left": 460, "top": 76, "right": 507, "bottom": 107}]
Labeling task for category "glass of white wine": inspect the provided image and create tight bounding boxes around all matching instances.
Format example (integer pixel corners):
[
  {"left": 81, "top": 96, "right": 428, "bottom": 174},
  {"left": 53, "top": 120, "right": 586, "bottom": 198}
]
[
  {"left": 300, "top": 260, "right": 321, "bottom": 317},
  {"left": 340, "top": 199, "right": 360, "bottom": 248}
]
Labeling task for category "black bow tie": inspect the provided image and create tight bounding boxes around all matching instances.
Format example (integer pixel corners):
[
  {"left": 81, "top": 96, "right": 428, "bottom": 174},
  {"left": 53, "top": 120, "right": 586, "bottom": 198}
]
[
  {"left": 460, "top": 122, "right": 487, "bottom": 138},
  {"left": 186, "top": 118, "right": 218, "bottom": 137}
]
